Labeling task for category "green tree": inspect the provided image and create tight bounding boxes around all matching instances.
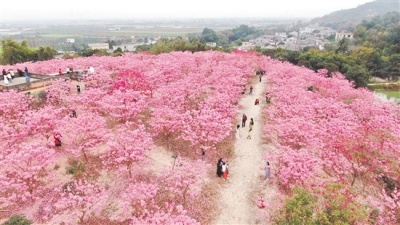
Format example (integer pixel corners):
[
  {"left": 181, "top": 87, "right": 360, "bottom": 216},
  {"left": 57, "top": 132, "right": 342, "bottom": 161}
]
[
  {"left": 1, "top": 39, "right": 34, "bottom": 64},
  {"left": 335, "top": 38, "right": 350, "bottom": 54},
  {"left": 79, "top": 48, "right": 109, "bottom": 57},
  {"left": 35, "top": 46, "right": 58, "bottom": 61},
  {"left": 275, "top": 185, "right": 368, "bottom": 225},
  {"left": 201, "top": 28, "right": 219, "bottom": 43},
  {"left": 106, "top": 40, "right": 117, "bottom": 49},
  {"left": 344, "top": 64, "right": 370, "bottom": 87},
  {"left": 388, "top": 54, "right": 400, "bottom": 80},
  {"left": 275, "top": 188, "right": 316, "bottom": 225},
  {"left": 3, "top": 215, "right": 32, "bottom": 225},
  {"left": 134, "top": 44, "right": 152, "bottom": 53},
  {"left": 113, "top": 47, "right": 123, "bottom": 54},
  {"left": 230, "top": 24, "right": 263, "bottom": 42}
]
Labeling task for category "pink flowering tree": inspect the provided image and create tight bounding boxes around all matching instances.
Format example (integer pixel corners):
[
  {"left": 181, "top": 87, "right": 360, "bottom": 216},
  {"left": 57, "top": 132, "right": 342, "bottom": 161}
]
[
  {"left": 43, "top": 179, "right": 109, "bottom": 224},
  {"left": 25, "top": 105, "right": 64, "bottom": 142},
  {"left": 0, "top": 123, "right": 29, "bottom": 155},
  {"left": 113, "top": 70, "right": 154, "bottom": 96},
  {"left": 0, "top": 90, "right": 32, "bottom": 124},
  {"left": 73, "top": 88, "right": 107, "bottom": 113},
  {"left": 268, "top": 146, "right": 323, "bottom": 190},
  {"left": 100, "top": 123, "right": 153, "bottom": 177},
  {"left": 0, "top": 144, "right": 55, "bottom": 209},
  {"left": 45, "top": 79, "right": 74, "bottom": 107},
  {"left": 367, "top": 188, "right": 400, "bottom": 224},
  {"left": 56, "top": 112, "right": 108, "bottom": 161},
  {"left": 181, "top": 104, "right": 232, "bottom": 153},
  {"left": 96, "top": 89, "right": 148, "bottom": 123},
  {"left": 83, "top": 71, "right": 114, "bottom": 90},
  {"left": 115, "top": 160, "right": 207, "bottom": 223}
]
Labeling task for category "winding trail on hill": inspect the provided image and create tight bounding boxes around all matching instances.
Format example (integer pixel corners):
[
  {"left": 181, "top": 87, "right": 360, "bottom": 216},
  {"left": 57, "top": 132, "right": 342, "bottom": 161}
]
[{"left": 214, "top": 75, "right": 277, "bottom": 225}]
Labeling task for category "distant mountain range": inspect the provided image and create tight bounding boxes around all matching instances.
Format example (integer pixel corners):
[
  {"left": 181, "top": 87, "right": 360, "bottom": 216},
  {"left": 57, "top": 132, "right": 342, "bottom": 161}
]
[{"left": 311, "top": 0, "right": 399, "bottom": 30}]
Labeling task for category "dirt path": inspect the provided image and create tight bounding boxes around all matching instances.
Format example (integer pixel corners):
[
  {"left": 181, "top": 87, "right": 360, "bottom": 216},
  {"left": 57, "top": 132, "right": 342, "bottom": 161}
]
[{"left": 214, "top": 75, "right": 275, "bottom": 224}]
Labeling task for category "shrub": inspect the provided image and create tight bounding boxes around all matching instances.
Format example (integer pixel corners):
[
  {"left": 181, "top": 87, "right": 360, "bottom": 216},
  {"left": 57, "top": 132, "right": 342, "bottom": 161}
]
[{"left": 3, "top": 215, "right": 32, "bottom": 225}]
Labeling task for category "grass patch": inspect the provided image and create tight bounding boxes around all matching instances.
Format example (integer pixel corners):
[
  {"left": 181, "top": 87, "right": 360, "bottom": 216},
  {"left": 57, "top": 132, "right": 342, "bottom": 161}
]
[
  {"left": 66, "top": 159, "right": 86, "bottom": 178},
  {"left": 375, "top": 90, "right": 400, "bottom": 99}
]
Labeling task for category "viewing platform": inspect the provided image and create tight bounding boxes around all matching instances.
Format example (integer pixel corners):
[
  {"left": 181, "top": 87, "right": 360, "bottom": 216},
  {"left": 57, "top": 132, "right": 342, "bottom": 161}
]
[{"left": 0, "top": 70, "right": 88, "bottom": 92}]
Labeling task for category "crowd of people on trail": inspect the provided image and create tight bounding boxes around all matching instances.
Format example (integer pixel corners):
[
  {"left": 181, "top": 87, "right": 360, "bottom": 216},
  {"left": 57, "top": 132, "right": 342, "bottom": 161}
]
[{"left": 216, "top": 68, "right": 273, "bottom": 194}]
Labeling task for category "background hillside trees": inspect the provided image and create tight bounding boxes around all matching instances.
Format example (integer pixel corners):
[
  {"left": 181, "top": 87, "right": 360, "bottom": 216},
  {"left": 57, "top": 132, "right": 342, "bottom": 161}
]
[
  {"left": 256, "top": 12, "right": 400, "bottom": 87},
  {"left": 1, "top": 39, "right": 57, "bottom": 65}
]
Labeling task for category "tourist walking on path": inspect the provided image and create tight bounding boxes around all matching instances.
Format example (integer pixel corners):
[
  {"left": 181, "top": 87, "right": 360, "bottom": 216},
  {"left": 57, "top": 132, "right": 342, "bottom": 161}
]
[
  {"left": 222, "top": 161, "right": 229, "bottom": 180},
  {"left": 3, "top": 73, "right": 9, "bottom": 85},
  {"left": 249, "top": 86, "right": 253, "bottom": 95},
  {"left": 9, "top": 69, "right": 15, "bottom": 80},
  {"left": 6, "top": 72, "right": 12, "bottom": 83},
  {"left": 242, "top": 114, "right": 247, "bottom": 127},
  {"left": 265, "top": 92, "right": 271, "bottom": 103},
  {"left": 24, "top": 67, "right": 30, "bottom": 83},
  {"left": 247, "top": 127, "right": 252, "bottom": 140},
  {"left": 249, "top": 118, "right": 254, "bottom": 130},
  {"left": 235, "top": 124, "right": 241, "bottom": 139},
  {"left": 216, "top": 158, "right": 223, "bottom": 177}
]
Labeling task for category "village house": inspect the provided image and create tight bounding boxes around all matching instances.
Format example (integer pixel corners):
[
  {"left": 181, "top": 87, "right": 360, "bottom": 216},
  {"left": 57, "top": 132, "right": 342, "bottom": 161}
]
[
  {"left": 335, "top": 32, "right": 354, "bottom": 40},
  {"left": 112, "top": 44, "right": 136, "bottom": 52},
  {"left": 206, "top": 42, "right": 217, "bottom": 48},
  {"left": 66, "top": 38, "right": 75, "bottom": 43},
  {"left": 88, "top": 43, "right": 109, "bottom": 50},
  {"left": 239, "top": 41, "right": 254, "bottom": 50},
  {"left": 299, "top": 27, "right": 315, "bottom": 34}
]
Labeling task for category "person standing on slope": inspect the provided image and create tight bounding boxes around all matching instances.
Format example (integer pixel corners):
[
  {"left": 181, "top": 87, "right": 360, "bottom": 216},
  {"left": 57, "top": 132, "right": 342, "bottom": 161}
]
[
  {"left": 235, "top": 124, "right": 241, "bottom": 139},
  {"left": 216, "top": 158, "right": 223, "bottom": 177},
  {"left": 222, "top": 161, "right": 229, "bottom": 180},
  {"left": 242, "top": 114, "right": 247, "bottom": 127}
]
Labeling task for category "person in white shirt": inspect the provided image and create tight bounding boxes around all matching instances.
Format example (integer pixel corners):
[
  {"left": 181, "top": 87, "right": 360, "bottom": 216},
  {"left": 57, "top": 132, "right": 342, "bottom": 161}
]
[{"left": 222, "top": 161, "right": 229, "bottom": 180}]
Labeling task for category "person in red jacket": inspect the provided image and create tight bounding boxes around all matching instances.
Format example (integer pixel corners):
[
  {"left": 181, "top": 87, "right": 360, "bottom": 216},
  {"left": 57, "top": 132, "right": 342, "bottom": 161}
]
[{"left": 54, "top": 132, "right": 62, "bottom": 146}]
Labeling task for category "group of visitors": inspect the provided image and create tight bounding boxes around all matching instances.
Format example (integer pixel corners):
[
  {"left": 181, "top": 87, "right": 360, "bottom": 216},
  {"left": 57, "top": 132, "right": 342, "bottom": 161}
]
[
  {"left": 216, "top": 158, "right": 229, "bottom": 180},
  {"left": 2, "top": 69, "right": 14, "bottom": 85},
  {"left": 265, "top": 92, "right": 271, "bottom": 103},
  {"left": 238, "top": 114, "right": 254, "bottom": 140},
  {"left": 2, "top": 67, "right": 30, "bottom": 85},
  {"left": 66, "top": 67, "right": 74, "bottom": 74}
]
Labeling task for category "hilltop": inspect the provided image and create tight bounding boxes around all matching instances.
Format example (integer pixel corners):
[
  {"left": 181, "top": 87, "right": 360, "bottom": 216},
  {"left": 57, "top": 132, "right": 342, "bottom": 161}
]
[{"left": 311, "top": 0, "right": 399, "bottom": 30}]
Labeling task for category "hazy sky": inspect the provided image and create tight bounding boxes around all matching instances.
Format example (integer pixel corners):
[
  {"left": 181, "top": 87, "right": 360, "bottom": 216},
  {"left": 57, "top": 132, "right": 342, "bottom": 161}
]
[{"left": 2, "top": 0, "right": 376, "bottom": 21}]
